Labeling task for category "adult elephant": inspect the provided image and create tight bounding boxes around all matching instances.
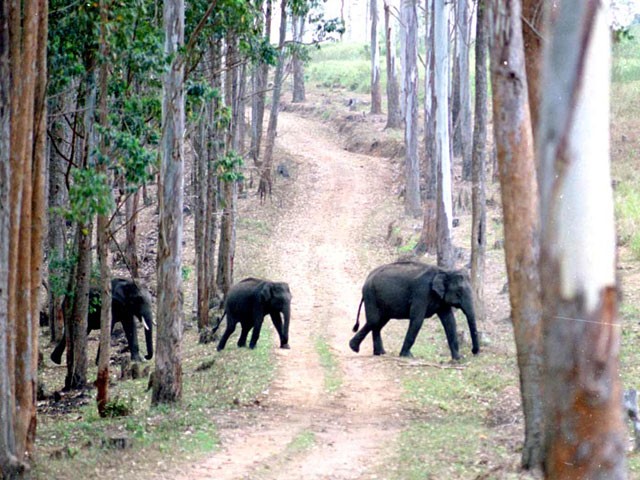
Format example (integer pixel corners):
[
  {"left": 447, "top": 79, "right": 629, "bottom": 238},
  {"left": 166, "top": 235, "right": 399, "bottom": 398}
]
[
  {"left": 217, "top": 278, "right": 291, "bottom": 351},
  {"left": 349, "top": 260, "right": 480, "bottom": 360},
  {"left": 50, "top": 278, "right": 153, "bottom": 364}
]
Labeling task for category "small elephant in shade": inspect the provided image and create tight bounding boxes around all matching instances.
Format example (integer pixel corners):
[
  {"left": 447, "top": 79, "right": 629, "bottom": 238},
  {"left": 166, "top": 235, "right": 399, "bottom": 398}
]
[
  {"left": 50, "top": 278, "right": 153, "bottom": 364},
  {"left": 217, "top": 278, "right": 291, "bottom": 351},
  {"left": 349, "top": 260, "right": 480, "bottom": 360}
]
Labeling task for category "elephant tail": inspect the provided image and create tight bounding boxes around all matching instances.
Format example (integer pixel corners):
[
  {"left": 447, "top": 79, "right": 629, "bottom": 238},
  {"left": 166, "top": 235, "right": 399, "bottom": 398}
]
[{"left": 352, "top": 298, "right": 364, "bottom": 332}]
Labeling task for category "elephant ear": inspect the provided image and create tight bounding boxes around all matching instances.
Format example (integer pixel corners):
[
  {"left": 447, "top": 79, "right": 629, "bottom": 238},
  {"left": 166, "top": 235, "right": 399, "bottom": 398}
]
[
  {"left": 432, "top": 272, "right": 447, "bottom": 299},
  {"left": 259, "top": 282, "right": 273, "bottom": 303}
]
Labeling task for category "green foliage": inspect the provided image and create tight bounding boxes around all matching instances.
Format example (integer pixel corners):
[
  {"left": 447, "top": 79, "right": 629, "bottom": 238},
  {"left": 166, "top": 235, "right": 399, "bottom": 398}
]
[
  {"left": 64, "top": 168, "right": 115, "bottom": 225},
  {"left": 102, "top": 396, "right": 134, "bottom": 418},
  {"left": 216, "top": 151, "right": 244, "bottom": 183}
]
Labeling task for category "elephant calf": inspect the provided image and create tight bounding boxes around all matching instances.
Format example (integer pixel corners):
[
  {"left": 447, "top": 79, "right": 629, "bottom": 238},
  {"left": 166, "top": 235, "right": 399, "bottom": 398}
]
[
  {"left": 217, "top": 277, "right": 291, "bottom": 351},
  {"left": 50, "top": 278, "right": 154, "bottom": 364},
  {"left": 349, "top": 260, "right": 480, "bottom": 360}
]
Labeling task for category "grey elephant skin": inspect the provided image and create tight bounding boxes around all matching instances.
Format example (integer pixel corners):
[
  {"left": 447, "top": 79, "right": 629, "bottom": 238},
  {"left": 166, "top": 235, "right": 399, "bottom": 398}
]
[
  {"left": 217, "top": 278, "right": 291, "bottom": 351},
  {"left": 50, "top": 278, "right": 154, "bottom": 364},
  {"left": 349, "top": 260, "right": 480, "bottom": 360}
]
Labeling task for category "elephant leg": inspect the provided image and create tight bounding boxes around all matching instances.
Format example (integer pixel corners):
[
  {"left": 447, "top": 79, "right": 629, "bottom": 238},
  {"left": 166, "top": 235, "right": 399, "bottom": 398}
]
[
  {"left": 349, "top": 323, "right": 372, "bottom": 353},
  {"left": 217, "top": 317, "right": 237, "bottom": 351},
  {"left": 438, "top": 309, "right": 460, "bottom": 360},
  {"left": 400, "top": 310, "right": 426, "bottom": 357},
  {"left": 123, "top": 315, "right": 142, "bottom": 362},
  {"left": 350, "top": 301, "right": 380, "bottom": 353},
  {"left": 269, "top": 312, "right": 289, "bottom": 348},
  {"left": 50, "top": 332, "right": 66, "bottom": 365},
  {"left": 371, "top": 318, "right": 390, "bottom": 355},
  {"left": 237, "top": 322, "right": 251, "bottom": 348},
  {"left": 249, "top": 316, "right": 265, "bottom": 349}
]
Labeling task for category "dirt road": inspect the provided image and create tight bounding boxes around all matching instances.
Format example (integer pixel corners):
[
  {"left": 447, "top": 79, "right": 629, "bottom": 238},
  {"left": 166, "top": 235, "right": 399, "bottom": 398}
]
[{"left": 174, "top": 111, "right": 408, "bottom": 479}]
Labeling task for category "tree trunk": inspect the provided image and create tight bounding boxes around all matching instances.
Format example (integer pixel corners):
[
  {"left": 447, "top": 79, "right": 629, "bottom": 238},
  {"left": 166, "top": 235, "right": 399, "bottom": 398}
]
[
  {"left": 0, "top": 1, "right": 18, "bottom": 474},
  {"left": 539, "top": 2, "right": 626, "bottom": 477},
  {"left": 153, "top": 0, "right": 185, "bottom": 406},
  {"left": 470, "top": 0, "right": 488, "bottom": 324},
  {"left": 455, "top": 0, "right": 472, "bottom": 180},
  {"left": 401, "top": 0, "right": 421, "bottom": 217},
  {"left": 47, "top": 107, "right": 67, "bottom": 344},
  {"left": 370, "top": 0, "right": 382, "bottom": 114},
  {"left": 434, "top": 0, "right": 453, "bottom": 268},
  {"left": 250, "top": 0, "right": 272, "bottom": 165},
  {"left": 488, "top": 0, "right": 543, "bottom": 469},
  {"left": 194, "top": 117, "right": 207, "bottom": 330},
  {"left": 521, "top": 0, "right": 546, "bottom": 135},
  {"left": 258, "top": 0, "right": 287, "bottom": 200},
  {"left": 125, "top": 190, "right": 140, "bottom": 278},
  {"left": 383, "top": 1, "right": 402, "bottom": 128},
  {"left": 292, "top": 15, "right": 306, "bottom": 103},
  {"left": 96, "top": 0, "right": 111, "bottom": 417},
  {"left": 66, "top": 224, "right": 92, "bottom": 390}
]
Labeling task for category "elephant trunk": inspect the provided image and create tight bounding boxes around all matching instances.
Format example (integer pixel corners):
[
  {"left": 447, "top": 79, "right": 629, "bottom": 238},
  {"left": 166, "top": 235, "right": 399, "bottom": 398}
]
[
  {"left": 142, "top": 307, "right": 153, "bottom": 360},
  {"left": 281, "top": 304, "right": 290, "bottom": 348},
  {"left": 460, "top": 300, "right": 480, "bottom": 355}
]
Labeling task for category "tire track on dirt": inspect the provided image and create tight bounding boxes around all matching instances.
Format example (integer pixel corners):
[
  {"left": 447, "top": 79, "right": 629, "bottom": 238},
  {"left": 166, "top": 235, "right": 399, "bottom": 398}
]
[{"left": 173, "top": 111, "right": 404, "bottom": 480}]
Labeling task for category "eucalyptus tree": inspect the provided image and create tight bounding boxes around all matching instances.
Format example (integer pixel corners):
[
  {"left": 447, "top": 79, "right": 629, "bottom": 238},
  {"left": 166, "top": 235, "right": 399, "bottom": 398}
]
[
  {"left": 539, "top": 1, "right": 626, "bottom": 476},
  {"left": 400, "top": 0, "right": 421, "bottom": 217},
  {"left": 1, "top": 0, "right": 48, "bottom": 475},
  {"left": 370, "top": 0, "right": 382, "bottom": 114},
  {"left": 434, "top": 0, "right": 453, "bottom": 267},
  {"left": 153, "top": 0, "right": 185, "bottom": 406},
  {"left": 488, "top": 0, "right": 543, "bottom": 469},
  {"left": 383, "top": 0, "right": 402, "bottom": 128},
  {"left": 470, "top": 0, "right": 488, "bottom": 325}
]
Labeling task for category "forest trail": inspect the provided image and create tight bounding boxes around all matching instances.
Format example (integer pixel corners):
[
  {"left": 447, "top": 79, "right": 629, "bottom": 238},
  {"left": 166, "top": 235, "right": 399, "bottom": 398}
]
[{"left": 171, "top": 111, "right": 409, "bottom": 479}]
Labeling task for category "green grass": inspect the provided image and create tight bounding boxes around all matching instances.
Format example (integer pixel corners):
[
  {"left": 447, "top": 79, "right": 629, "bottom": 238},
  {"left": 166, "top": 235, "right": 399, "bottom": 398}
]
[
  {"left": 286, "top": 430, "right": 316, "bottom": 453},
  {"left": 315, "top": 335, "right": 342, "bottom": 393},
  {"left": 34, "top": 328, "right": 275, "bottom": 478}
]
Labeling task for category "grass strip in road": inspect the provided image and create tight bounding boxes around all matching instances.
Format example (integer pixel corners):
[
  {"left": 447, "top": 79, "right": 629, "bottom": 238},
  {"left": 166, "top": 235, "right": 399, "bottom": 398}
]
[{"left": 315, "top": 335, "right": 343, "bottom": 394}]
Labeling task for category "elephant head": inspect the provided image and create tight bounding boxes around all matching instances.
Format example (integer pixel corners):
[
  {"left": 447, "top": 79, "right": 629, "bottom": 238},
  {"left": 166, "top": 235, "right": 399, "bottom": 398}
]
[
  {"left": 433, "top": 269, "right": 480, "bottom": 355},
  {"left": 112, "top": 278, "right": 154, "bottom": 361},
  {"left": 260, "top": 281, "right": 291, "bottom": 348}
]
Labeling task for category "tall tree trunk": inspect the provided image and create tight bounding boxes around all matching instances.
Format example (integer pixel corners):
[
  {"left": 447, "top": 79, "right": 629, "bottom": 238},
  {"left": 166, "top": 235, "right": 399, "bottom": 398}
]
[
  {"left": 401, "top": 0, "right": 421, "bottom": 217},
  {"left": 125, "top": 190, "right": 140, "bottom": 278},
  {"left": 96, "top": 0, "right": 111, "bottom": 417},
  {"left": 521, "top": 0, "right": 546, "bottom": 134},
  {"left": 539, "top": 2, "right": 626, "bottom": 477},
  {"left": 258, "top": 0, "right": 287, "bottom": 200},
  {"left": 0, "top": 1, "right": 18, "bottom": 475},
  {"left": 434, "top": 0, "right": 453, "bottom": 268},
  {"left": 217, "top": 32, "right": 240, "bottom": 295},
  {"left": 370, "top": 0, "right": 382, "bottom": 114},
  {"left": 292, "top": 15, "right": 306, "bottom": 103},
  {"left": 415, "top": 0, "right": 437, "bottom": 255},
  {"left": 488, "top": 0, "right": 543, "bottom": 469},
  {"left": 194, "top": 116, "right": 207, "bottom": 330},
  {"left": 470, "top": 0, "right": 487, "bottom": 324},
  {"left": 47, "top": 105, "right": 67, "bottom": 344},
  {"left": 250, "top": 0, "right": 272, "bottom": 165},
  {"left": 383, "top": 1, "right": 402, "bottom": 129},
  {"left": 153, "top": 0, "right": 185, "bottom": 406},
  {"left": 455, "top": 0, "right": 472, "bottom": 180}
]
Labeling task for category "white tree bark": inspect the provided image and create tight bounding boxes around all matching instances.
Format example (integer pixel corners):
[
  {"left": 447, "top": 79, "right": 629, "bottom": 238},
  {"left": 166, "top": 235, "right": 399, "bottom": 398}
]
[
  {"left": 434, "top": 0, "right": 453, "bottom": 267},
  {"left": 153, "top": 0, "right": 184, "bottom": 405},
  {"left": 539, "top": 1, "right": 626, "bottom": 476},
  {"left": 401, "top": 0, "right": 421, "bottom": 216},
  {"left": 370, "top": 0, "right": 382, "bottom": 113}
]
